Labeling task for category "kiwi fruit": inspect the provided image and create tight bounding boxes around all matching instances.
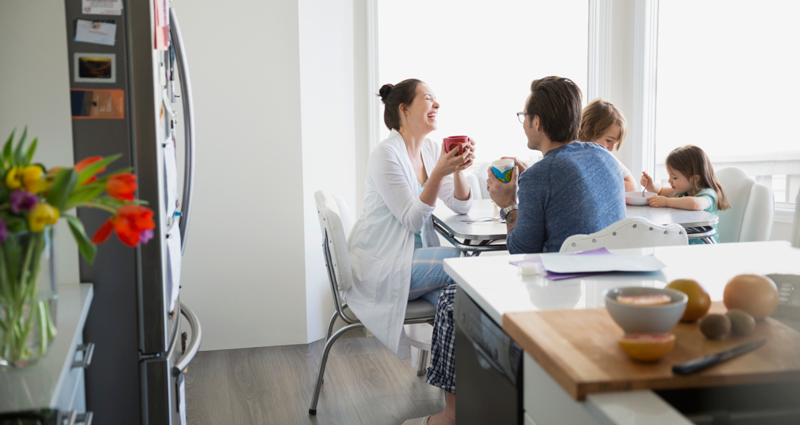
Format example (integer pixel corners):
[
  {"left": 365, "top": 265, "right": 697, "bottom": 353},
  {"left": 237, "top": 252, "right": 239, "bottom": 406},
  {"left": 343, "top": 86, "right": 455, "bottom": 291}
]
[
  {"left": 700, "top": 314, "right": 731, "bottom": 339},
  {"left": 726, "top": 309, "right": 756, "bottom": 336}
]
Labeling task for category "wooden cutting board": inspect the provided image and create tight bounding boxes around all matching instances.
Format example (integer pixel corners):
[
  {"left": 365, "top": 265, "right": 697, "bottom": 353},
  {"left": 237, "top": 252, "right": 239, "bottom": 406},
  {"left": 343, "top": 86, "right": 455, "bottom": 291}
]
[{"left": 503, "top": 302, "right": 800, "bottom": 401}]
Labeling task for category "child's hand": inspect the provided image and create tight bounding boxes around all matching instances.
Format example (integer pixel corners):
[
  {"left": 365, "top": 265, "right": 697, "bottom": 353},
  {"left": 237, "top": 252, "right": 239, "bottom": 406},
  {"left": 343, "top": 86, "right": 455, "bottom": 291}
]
[
  {"left": 647, "top": 195, "right": 669, "bottom": 208},
  {"left": 640, "top": 171, "right": 657, "bottom": 193}
]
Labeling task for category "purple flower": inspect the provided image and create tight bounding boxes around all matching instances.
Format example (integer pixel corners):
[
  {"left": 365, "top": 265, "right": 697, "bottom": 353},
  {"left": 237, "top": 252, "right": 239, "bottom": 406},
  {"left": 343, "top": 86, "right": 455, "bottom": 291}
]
[
  {"left": 139, "top": 228, "right": 154, "bottom": 244},
  {"left": 10, "top": 190, "right": 38, "bottom": 213},
  {"left": 0, "top": 219, "right": 7, "bottom": 244}
]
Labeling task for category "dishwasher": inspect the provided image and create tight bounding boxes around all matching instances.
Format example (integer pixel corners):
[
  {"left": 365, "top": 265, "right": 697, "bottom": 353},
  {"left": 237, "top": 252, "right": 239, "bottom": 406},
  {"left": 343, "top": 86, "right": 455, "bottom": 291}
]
[{"left": 455, "top": 289, "right": 524, "bottom": 424}]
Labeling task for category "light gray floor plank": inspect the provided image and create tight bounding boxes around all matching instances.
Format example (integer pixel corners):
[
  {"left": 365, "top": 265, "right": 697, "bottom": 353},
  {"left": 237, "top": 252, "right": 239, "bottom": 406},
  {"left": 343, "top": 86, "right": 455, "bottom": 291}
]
[{"left": 186, "top": 333, "right": 443, "bottom": 425}]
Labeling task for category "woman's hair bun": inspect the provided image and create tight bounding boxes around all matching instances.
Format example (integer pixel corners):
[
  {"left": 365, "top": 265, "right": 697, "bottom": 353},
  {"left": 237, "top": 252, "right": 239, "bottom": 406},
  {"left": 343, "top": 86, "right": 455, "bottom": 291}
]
[{"left": 378, "top": 84, "right": 394, "bottom": 102}]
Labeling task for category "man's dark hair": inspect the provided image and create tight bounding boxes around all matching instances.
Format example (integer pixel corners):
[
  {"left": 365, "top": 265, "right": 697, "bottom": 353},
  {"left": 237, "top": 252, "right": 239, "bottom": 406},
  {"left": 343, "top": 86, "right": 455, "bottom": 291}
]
[{"left": 525, "top": 76, "right": 582, "bottom": 143}]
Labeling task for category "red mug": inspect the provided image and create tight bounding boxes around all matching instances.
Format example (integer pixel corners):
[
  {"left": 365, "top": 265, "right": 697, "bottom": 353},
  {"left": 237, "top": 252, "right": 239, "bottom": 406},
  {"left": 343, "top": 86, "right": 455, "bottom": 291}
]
[{"left": 444, "top": 135, "right": 469, "bottom": 154}]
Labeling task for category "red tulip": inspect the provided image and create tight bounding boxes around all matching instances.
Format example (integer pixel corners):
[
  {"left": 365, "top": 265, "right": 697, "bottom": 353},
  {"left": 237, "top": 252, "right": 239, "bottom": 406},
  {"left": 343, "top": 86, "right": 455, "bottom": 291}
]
[
  {"left": 75, "top": 156, "right": 105, "bottom": 183},
  {"left": 92, "top": 219, "right": 114, "bottom": 244},
  {"left": 91, "top": 205, "right": 155, "bottom": 247},
  {"left": 106, "top": 173, "right": 137, "bottom": 201},
  {"left": 113, "top": 205, "right": 156, "bottom": 247}
]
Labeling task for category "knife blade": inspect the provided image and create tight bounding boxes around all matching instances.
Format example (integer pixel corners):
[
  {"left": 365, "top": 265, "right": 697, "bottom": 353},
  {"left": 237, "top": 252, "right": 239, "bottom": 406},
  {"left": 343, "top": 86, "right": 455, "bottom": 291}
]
[{"left": 672, "top": 339, "right": 767, "bottom": 376}]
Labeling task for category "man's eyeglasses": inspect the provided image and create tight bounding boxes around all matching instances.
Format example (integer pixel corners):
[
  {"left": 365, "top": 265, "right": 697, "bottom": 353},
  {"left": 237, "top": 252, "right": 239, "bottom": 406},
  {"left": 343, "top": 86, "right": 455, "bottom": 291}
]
[{"left": 516, "top": 112, "right": 529, "bottom": 123}]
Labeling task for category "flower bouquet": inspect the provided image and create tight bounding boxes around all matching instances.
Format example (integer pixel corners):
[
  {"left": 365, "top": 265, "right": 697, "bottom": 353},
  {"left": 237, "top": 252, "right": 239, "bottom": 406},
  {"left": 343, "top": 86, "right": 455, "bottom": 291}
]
[{"left": 0, "top": 128, "right": 155, "bottom": 367}]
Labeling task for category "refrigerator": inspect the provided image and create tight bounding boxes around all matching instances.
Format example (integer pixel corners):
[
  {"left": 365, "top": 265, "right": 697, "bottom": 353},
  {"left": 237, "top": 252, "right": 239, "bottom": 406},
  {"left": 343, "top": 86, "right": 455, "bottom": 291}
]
[{"left": 63, "top": 0, "right": 200, "bottom": 424}]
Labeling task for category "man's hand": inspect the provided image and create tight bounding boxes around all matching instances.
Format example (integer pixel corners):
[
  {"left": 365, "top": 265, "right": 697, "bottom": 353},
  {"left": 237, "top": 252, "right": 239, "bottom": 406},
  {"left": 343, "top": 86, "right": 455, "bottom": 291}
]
[
  {"left": 487, "top": 166, "right": 519, "bottom": 209},
  {"left": 647, "top": 195, "right": 669, "bottom": 208}
]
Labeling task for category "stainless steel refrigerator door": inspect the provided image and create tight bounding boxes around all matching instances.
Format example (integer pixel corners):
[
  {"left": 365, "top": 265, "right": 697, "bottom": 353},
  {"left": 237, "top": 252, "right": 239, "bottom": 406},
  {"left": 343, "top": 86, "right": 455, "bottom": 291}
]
[{"left": 140, "top": 302, "right": 201, "bottom": 425}]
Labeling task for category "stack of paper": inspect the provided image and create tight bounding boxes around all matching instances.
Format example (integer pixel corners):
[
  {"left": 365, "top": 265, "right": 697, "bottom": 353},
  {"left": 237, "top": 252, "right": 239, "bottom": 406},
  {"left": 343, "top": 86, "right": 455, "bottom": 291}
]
[{"left": 509, "top": 248, "right": 665, "bottom": 280}]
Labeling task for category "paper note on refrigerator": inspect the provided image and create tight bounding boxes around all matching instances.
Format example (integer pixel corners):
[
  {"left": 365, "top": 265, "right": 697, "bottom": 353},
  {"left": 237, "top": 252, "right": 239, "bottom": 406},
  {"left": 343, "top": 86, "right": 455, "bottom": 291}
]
[
  {"left": 82, "top": 0, "right": 123, "bottom": 15},
  {"left": 75, "top": 20, "right": 117, "bottom": 46},
  {"left": 163, "top": 135, "right": 178, "bottom": 218},
  {"left": 178, "top": 373, "right": 188, "bottom": 425},
  {"left": 167, "top": 223, "right": 182, "bottom": 313}
]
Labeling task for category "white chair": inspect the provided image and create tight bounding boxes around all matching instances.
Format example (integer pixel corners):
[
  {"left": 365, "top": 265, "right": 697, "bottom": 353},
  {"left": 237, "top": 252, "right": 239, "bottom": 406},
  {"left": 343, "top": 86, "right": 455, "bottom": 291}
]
[
  {"left": 465, "top": 173, "right": 484, "bottom": 200},
  {"left": 716, "top": 167, "right": 774, "bottom": 243},
  {"left": 310, "top": 191, "right": 436, "bottom": 415},
  {"left": 792, "top": 191, "right": 800, "bottom": 248},
  {"left": 560, "top": 217, "right": 688, "bottom": 253}
]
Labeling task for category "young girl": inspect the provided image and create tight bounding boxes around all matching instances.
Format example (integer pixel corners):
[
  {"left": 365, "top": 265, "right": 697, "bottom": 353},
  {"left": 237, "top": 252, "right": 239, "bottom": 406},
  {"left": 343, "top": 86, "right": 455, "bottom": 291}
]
[
  {"left": 578, "top": 98, "right": 636, "bottom": 191},
  {"left": 641, "top": 145, "right": 730, "bottom": 244}
]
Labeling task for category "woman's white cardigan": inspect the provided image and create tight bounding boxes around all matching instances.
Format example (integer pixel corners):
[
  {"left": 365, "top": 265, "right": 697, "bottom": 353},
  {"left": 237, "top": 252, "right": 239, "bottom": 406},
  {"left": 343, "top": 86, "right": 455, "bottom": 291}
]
[{"left": 345, "top": 130, "right": 472, "bottom": 359}]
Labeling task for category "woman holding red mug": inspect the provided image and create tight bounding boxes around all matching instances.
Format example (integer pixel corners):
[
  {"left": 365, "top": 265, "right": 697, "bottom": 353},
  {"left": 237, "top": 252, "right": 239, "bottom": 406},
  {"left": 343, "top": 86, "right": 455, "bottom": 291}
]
[{"left": 346, "top": 79, "right": 473, "bottom": 425}]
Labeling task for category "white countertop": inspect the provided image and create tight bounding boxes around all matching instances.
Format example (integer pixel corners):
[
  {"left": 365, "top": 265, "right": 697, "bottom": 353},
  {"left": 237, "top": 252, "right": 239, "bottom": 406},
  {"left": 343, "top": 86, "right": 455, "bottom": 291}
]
[
  {"left": 444, "top": 241, "right": 800, "bottom": 425},
  {"left": 444, "top": 241, "right": 798, "bottom": 326},
  {"left": 0, "top": 283, "right": 93, "bottom": 413}
]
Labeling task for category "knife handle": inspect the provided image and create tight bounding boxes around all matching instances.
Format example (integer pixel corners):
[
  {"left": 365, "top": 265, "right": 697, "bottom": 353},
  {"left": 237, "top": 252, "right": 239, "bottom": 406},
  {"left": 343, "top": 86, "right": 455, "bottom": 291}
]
[{"left": 672, "top": 354, "right": 719, "bottom": 375}]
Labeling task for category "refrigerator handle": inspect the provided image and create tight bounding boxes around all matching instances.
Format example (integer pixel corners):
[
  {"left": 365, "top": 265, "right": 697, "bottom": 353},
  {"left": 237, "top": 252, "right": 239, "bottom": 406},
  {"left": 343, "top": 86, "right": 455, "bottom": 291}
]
[
  {"left": 174, "top": 302, "right": 202, "bottom": 374},
  {"left": 170, "top": 7, "right": 196, "bottom": 256}
]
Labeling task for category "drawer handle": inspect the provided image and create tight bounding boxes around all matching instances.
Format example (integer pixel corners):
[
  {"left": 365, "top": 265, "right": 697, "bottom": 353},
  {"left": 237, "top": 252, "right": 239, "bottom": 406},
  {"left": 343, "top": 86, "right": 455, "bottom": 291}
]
[
  {"left": 71, "top": 343, "right": 95, "bottom": 369},
  {"left": 63, "top": 411, "right": 93, "bottom": 425}
]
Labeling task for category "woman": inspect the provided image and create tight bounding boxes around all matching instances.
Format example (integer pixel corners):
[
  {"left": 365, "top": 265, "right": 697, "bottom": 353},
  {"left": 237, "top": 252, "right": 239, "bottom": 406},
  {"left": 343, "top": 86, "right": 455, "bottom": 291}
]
[{"left": 346, "top": 79, "right": 472, "bottom": 425}]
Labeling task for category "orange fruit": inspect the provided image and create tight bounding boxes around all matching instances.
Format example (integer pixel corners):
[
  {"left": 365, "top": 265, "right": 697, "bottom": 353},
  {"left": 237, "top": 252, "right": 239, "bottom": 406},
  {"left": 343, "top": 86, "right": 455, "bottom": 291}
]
[
  {"left": 618, "top": 333, "right": 676, "bottom": 362},
  {"left": 723, "top": 274, "right": 779, "bottom": 320},
  {"left": 666, "top": 279, "right": 711, "bottom": 322},
  {"left": 616, "top": 295, "right": 672, "bottom": 306}
]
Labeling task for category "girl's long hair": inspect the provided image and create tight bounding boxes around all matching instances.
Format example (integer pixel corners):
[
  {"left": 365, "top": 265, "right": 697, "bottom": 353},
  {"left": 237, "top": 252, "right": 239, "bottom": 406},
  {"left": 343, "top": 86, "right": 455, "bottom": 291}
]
[{"left": 666, "top": 145, "right": 730, "bottom": 210}]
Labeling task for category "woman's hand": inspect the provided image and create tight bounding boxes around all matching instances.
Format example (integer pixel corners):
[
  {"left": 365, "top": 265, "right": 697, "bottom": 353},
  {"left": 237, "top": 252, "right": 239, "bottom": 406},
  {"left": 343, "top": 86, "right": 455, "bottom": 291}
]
[
  {"left": 640, "top": 171, "right": 658, "bottom": 193},
  {"left": 456, "top": 138, "right": 476, "bottom": 173},
  {"left": 435, "top": 140, "right": 474, "bottom": 177}
]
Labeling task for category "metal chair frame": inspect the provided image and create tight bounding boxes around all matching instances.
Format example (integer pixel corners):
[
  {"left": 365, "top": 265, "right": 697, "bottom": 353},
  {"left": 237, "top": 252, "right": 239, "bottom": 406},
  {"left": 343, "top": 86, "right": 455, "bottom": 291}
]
[{"left": 308, "top": 228, "right": 434, "bottom": 415}]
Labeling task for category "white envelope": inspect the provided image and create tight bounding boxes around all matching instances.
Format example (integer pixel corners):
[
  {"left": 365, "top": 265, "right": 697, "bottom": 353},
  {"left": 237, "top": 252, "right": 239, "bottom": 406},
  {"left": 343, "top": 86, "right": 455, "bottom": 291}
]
[
  {"left": 167, "top": 222, "right": 182, "bottom": 313},
  {"left": 163, "top": 136, "right": 178, "bottom": 218},
  {"left": 539, "top": 253, "right": 665, "bottom": 274}
]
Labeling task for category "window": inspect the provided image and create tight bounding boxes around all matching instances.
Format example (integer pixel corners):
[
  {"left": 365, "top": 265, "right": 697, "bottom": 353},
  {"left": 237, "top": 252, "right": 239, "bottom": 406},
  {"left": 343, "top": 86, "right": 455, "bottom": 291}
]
[
  {"left": 377, "top": 0, "right": 588, "bottom": 165},
  {"left": 655, "top": 1, "right": 800, "bottom": 206}
]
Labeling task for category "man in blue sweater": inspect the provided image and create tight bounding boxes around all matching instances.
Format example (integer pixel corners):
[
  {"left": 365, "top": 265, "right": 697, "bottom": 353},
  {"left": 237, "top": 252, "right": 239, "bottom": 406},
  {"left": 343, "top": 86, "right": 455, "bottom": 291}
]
[{"left": 487, "top": 76, "right": 626, "bottom": 254}]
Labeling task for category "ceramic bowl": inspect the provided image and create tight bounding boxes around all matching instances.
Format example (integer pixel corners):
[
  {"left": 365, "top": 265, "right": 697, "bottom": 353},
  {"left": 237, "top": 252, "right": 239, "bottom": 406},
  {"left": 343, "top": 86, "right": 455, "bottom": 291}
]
[
  {"left": 625, "top": 191, "right": 657, "bottom": 206},
  {"left": 604, "top": 287, "right": 687, "bottom": 334}
]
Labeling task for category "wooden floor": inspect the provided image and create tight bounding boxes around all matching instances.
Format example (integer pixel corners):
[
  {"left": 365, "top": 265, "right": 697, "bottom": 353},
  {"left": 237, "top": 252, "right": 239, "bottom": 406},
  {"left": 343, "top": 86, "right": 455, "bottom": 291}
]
[{"left": 185, "top": 332, "right": 444, "bottom": 425}]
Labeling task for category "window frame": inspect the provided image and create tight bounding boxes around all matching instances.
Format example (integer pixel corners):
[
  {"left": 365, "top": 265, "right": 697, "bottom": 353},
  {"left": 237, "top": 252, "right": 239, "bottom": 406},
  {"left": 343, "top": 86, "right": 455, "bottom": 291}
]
[{"left": 638, "top": 0, "right": 797, "bottom": 223}]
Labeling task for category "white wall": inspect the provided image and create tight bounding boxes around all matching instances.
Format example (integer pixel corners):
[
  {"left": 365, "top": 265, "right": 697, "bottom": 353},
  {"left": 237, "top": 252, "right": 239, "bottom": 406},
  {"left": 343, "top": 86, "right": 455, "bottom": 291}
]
[
  {"left": 298, "top": 0, "right": 357, "bottom": 342},
  {"left": 0, "top": 0, "right": 80, "bottom": 286},
  {"left": 178, "top": 0, "right": 359, "bottom": 350},
  {"left": 177, "top": 0, "right": 309, "bottom": 350}
]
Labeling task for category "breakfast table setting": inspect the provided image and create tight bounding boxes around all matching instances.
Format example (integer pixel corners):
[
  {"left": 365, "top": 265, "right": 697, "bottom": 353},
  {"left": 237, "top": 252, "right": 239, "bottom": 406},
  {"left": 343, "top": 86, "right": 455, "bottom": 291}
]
[{"left": 433, "top": 199, "right": 720, "bottom": 255}]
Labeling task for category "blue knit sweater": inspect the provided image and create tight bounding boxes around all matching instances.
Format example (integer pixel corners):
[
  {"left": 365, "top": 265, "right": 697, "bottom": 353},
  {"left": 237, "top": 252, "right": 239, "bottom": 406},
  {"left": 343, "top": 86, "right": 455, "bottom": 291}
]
[{"left": 507, "top": 142, "right": 626, "bottom": 254}]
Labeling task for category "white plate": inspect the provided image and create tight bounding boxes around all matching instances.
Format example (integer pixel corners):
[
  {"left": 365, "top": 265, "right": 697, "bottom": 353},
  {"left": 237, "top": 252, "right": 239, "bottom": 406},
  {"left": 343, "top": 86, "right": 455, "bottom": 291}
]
[{"left": 625, "top": 191, "right": 657, "bottom": 206}]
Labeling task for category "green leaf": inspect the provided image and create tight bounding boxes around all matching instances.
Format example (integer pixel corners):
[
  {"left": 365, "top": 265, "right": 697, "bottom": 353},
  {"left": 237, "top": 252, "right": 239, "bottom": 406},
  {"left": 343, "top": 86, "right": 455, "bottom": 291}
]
[
  {"left": 2, "top": 216, "right": 27, "bottom": 233},
  {"left": 2, "top": 236, "right": 22, "bottom": 287},
  {"left": 24, "top": 138, "right": 38, "bottom": 166},
  {"left": 13, "top": 126, "right": 28, "bottom": 165},
  {"left": 64, "top": 214, "right": 97, "bottom": 265},
  {"left": 65, "top": 185, "right": 106, "bottom": 209},
  {"left": 77, "top": 154, "right": 122, "bottom": 185},
  {"left": 3, "top": 129, "right": 15, "bottom": 167},
  {"left": 46, "top": 168, "right": 78, "bottom": 211}
]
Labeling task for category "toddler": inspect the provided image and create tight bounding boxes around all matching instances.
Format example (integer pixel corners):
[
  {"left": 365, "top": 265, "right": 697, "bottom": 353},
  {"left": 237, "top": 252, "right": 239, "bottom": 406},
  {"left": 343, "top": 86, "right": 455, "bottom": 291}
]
[{"left": 641, "top": 145, "right": 730, "bottom": 244}]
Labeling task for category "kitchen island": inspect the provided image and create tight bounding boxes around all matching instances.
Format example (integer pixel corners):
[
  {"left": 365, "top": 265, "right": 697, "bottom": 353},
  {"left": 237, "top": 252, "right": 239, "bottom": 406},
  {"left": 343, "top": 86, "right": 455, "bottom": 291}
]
[{"left": 443, "top": 241, "right": 800, "bottom": 425}]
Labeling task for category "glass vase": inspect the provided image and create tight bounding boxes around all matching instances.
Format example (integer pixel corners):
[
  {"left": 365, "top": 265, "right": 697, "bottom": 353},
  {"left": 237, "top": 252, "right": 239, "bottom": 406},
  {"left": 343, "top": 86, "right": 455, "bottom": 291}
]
[{"left": 0, "top": 226, "right": 57, "bottom": 368}]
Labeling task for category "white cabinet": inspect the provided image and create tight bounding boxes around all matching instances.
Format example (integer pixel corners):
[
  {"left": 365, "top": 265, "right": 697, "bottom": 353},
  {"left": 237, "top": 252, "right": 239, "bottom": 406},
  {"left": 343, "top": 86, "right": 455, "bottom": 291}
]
[{"left": 0, "top": 284, "right": 94, "bottom": 422}]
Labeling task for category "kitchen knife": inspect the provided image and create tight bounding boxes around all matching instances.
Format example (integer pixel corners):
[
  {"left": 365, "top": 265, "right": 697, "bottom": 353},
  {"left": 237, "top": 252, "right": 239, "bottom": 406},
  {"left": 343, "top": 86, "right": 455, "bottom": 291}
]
[{"left": 672, "top": 339, "right": 767, "bottom": 375}]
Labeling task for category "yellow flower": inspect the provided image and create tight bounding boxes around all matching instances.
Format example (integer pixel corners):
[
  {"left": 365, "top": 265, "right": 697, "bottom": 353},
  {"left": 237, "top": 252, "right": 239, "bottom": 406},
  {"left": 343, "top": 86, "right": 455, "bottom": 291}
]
[
  {"left": 29, "top": 203, "right": 60, "bottom": 232},
  {"left": 5, "top": 166, "right": 23, "bottom": 189},
  {"left": 22, "top": 166, "right": 48, "bottom": 193}
]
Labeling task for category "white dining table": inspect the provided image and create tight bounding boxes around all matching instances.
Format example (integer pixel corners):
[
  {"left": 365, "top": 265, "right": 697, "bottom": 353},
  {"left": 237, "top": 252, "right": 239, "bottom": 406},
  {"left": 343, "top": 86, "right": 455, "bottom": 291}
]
[
  {"left": 443, "top": 241, "right": 800, "bottom": 425},
  {"left": 433, "top": 199, "right": 720, "bottom": 254}
]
